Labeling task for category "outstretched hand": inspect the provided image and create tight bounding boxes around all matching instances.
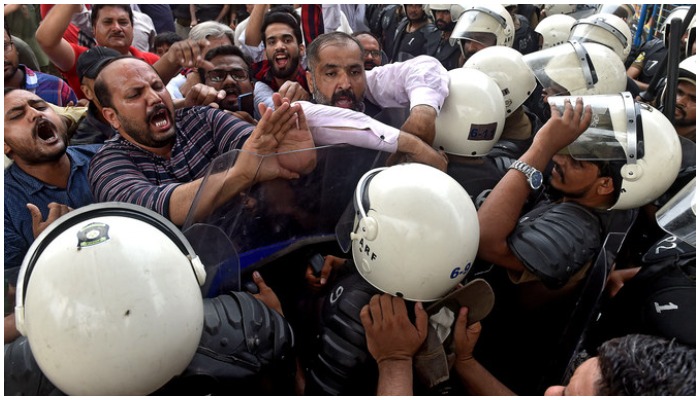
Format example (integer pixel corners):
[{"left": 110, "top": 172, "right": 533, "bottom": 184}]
[
  {"left": 360, "top": 294, "right": 428, "bottom": 364},
  {"left": 240, "top": 93, "right": 316, "bottom": 183}
]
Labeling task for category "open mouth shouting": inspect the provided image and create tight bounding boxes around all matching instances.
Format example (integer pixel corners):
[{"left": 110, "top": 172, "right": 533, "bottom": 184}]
[
  {"left": 331, "top": 89, "right": 359, "bottom": 110},
  {"left": 34, "top": 118, "right": 59, "bottom": 144},
  {"left": 148, "top": 105, "right": 172, "bottom": 133},
  {"left": 274, "top": 51, "right": 291, "bottom": 71}
]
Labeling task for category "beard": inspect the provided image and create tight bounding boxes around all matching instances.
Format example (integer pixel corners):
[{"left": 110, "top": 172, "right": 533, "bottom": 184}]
[
  {"left": 674, "top": 106, "right": 695, "bottom": 127},
  {"left": 312, "top": 86, "right": 363, "bottom": 112},
  {"left": 271, "top": 50, "right": 301, "bottom": 80},
  {"left": 118, "top": 104, "right": 176, "bottom": 148}
]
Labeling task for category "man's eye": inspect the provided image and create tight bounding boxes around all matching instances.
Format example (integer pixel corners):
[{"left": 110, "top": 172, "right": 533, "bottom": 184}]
[
  {"left": 325, "top": 72, "right": 336, "bottom": 77},
  {"left": 8, "top": 112, "right": 22, "bottom": 120}
]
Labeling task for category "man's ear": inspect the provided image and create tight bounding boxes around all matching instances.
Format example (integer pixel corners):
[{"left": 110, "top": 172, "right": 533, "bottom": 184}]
[
  {"left": 4, "top": 142, "right": 12, "bottom": 157},
  {"left": 101, "top": 107, "right": 121, "bottom": 130},
  {"left": 81, "top": 84, "right": 94, "bottom": 101},
  {"left": 597, "top": 177, "right": 615, "bottom": 196},
  {"left": 305, "top": 70, "right": 315, "bottom": 94},
  {"left": 299, "top": 43, "right": 305, "bottom": 57}
]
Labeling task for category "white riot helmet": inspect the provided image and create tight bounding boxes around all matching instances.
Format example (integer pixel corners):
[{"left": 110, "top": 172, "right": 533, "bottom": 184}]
[
  {"left": 348, "top": 163, "right": 479, "bottom": 302},
  {"left": 428, "top": 3, "right": 466, "bottom": 30},
  {"left": 596, "top": 4, "right": 636, "bottom": 21},
  {"left": 524, "top": 41, "right": 627, "bottom": 97},
  {"left": 678, "top": 54, "right": 697, "bottom": 85},
  {"left": 434, "top": 68, "right": 505, "bottom": 156},
  {"left": 686, "top": 14, "right": 696, "bottom": 58},
  {"left": 542, "top": 4, "right": 577, "bottom": 17},
  {"left": 661, "top": 6, "right": 691, "bottom": 48},
  {"left": 550, "top": 92, "right": 683, "bottom": 210},
  {"left": 15, "top": 203, "right": 207, "bottom": 395},
  {"left": 535, "top": 14, "right": 577, "bottom": 49},
  {"left": 569, "top": 13, "right": 633, "bottom": 60},
  {"left": 660, "top": 55, "right": 697, "bottom": 104},
  {"left": 463, "top": 45, "right": 537, "bottom": 116},
  {"left": 450, "top": 4, "right": 514, "bottom": 52}
]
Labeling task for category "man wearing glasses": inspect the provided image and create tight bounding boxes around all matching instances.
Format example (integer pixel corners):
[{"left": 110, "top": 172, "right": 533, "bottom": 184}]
[
  {"left": 352, "top": 31, "right": 384, "bottom": 70},
  {"left": 198, "top": 45, "right": 255, "bottom": 117}
]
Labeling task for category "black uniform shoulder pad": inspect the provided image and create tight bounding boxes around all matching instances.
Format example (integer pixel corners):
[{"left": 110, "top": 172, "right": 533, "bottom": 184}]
[
  {"left": 508, "top": 202, "right": 603, "bottom": 289},
  {"left": 159, "top": 291, "right": 295, "bottom": 395}
]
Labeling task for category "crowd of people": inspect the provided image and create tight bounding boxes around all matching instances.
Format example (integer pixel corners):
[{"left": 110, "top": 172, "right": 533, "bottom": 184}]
[{"left": 4, "top": 3, "right": 696, "bottom": 396}]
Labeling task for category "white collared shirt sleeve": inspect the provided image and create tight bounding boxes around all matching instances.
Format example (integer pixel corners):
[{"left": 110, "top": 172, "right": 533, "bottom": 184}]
[
  {"left": 296, "top": 101, "right": 400, "bottom": 153},
  {"left": 364, "top": 55, "right": 449, "bottom": 113}
]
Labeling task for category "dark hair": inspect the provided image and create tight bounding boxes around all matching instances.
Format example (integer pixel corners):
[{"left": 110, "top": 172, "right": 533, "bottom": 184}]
[
  {"left": 596, "top": 334, "right": 696, "bottom": 396},
  {"left": 90, "top": 5, "right": 134, "bottom": 29},
  {"left": 154, "top": 32, "right": 183, "bottom": 49},
  {"left": 4, "top": 25, "right": 11, "bottom": 37},
  {"left": 306, "top": 31, "right": 363, "bottom": 72},
  {"left": 352, "top": 31, "right": 382, "bottom": 51},
  {"left": 261, "top": 8, "right": 303, "bottom": 46},
  {"left": 93, "top": 55, "right": 139, "bottom": 109},
  {"left": 198, "top": 45, "right": 252, "bottom": 83}
]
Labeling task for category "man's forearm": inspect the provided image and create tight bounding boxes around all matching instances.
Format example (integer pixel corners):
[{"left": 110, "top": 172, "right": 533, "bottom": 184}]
[
  {"left": 401, "top": 105, "right": 437, "bottom": 145},
  {"left": 245, "top": 4, "right": 269, "bottom": 46},
  {"left": 168, "top": 159, "right": 256, "bottom": 226},
  {"left": 455, "top": 358, "right": 516, "bottom": 396},
  {"left": 35, "top": 4, "right": 80, "bottom": 71},
  {"left": 376, "top": 359, "right": 414, "bottom": 396},
  {"left": 476, "top": 142, "right": 552, "bottom": 270}
]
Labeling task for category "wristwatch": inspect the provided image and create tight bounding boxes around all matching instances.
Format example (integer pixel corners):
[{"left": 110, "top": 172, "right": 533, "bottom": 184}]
[{"left": 509, "top": 160, "right": 543, "bottom": 190}]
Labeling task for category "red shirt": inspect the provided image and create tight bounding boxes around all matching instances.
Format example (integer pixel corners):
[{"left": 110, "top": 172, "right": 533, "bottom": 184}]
[{"left": 63, "top": 43, "right": 160, "bottom": 99}]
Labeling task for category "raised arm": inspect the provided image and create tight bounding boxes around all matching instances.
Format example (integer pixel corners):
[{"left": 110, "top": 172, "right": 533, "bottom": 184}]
[
  {"left": 365, "top": 55, "right": 449, "bottom": 143},
  {"left": 477, "top": 98, "right": 592, "bottom": 271},
  {"left": 35, "top": 4, "right": 82, "bottom": 72},
  {"left": 245, "top": 4, "right": 269, "bottom": 46},
  {"left": 453, "top": 307, "right": 516, "bottom": 396}
]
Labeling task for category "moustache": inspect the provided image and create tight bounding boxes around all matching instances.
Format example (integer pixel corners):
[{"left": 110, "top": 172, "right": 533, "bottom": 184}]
[
  {"left": 331, "top": 89, "right": 358, "bottom": 104},
  {"left": 147, "top": 104, "right": 169, "bottom": 120}
]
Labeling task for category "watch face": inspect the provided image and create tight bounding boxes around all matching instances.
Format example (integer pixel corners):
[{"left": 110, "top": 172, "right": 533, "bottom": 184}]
[{"left": 531, "top": 171, "right": 544, "bottom": 189}]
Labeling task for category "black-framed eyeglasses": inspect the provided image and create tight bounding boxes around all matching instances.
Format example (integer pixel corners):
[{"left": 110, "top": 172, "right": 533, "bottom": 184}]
[
  {"left": 4, "top": 41, "right": 13, "bottom": 53},
  {"left": 205, "top": 68, "right": 249, "bottom": 83},
  {"left": 363, "top": 50, "right": 381, "bottom": 58}
]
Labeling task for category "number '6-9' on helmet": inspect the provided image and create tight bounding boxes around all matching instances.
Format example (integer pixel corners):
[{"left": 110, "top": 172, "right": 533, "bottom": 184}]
[{"left": 348, "top": 163, "right": 480, "bottom": 302}]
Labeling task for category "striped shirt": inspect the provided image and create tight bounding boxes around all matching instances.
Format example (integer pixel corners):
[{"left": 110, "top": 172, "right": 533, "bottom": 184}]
[{"left": 88, "top": 107, "right": 253, "bottom": 221}]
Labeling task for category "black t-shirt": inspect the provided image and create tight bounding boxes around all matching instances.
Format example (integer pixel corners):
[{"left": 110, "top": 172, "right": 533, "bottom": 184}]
[{"left": 395, "top": 30, "right": 428, "bottom": 61}]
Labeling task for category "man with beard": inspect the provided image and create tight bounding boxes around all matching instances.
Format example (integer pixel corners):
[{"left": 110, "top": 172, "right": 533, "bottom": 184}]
[
  {"left": 305, "top": 32, "right": 449, "bottom": 145},
  {"left": 388, "top": 5, "right": 441, "bottom": 63},
  {"left": 427, "top": 4, "right": 464, "bottom": 70},
  {"left": 671, "top": 56, "right": 697, "bottom": 142},
  {"left": 250, "top": 9, "right": 311, "bottom": 110},
  {"left": 198, "top": 45, "right": 450, "bottom": 172},
  {"left": 450, "top": 4, "right": 515, "bottom": 66},
  {"left": 88, "top": 56, "right": 315, "bottom": 227},
  {"left": 4, "top": 88, "right": 101, "bottom": 343},
  {"left": 4, "top": 27, "right": 78, "bottom": 107},
  {"left": 352, "top": 31, "right": 384, "bottom": 70}
]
